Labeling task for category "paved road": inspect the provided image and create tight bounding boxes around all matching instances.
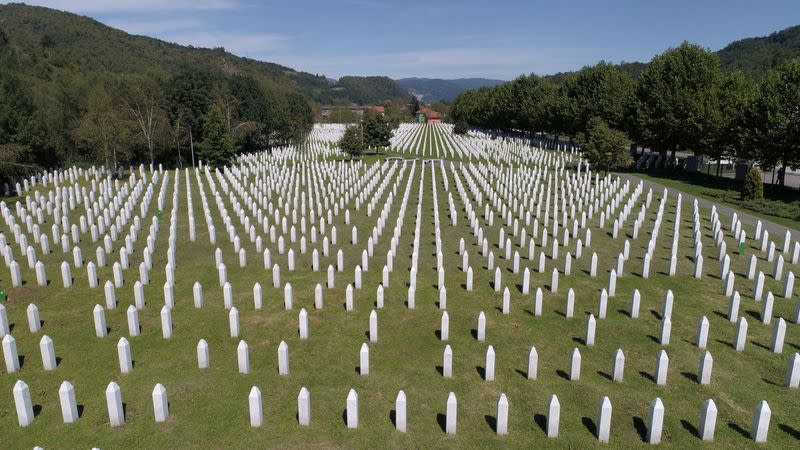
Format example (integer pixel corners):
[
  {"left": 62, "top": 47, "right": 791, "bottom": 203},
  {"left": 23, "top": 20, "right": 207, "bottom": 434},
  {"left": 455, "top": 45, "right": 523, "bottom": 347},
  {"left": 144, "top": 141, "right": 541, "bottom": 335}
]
[{"left": 615, "top": 172, "right": 799, "bottom": 237}]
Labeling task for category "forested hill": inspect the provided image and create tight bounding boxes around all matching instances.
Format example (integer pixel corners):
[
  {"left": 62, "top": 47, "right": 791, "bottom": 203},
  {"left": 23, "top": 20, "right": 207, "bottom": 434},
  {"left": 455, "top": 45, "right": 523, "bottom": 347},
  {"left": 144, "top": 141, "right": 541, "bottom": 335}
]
[
  {"left": 544, "top": 25, "right": 800, "bottom": 83},
  {"left": 0, "top": 3, "right": 408, "bottom": 105},
  {"left": 717, "top": 25, "right": 800, "bottom": 77},
  {"left": 395, "top": 78, "right": 505, "bottom": 103},
  {"left": 334, "top": 76, "right": 412, "bottom": 105}
]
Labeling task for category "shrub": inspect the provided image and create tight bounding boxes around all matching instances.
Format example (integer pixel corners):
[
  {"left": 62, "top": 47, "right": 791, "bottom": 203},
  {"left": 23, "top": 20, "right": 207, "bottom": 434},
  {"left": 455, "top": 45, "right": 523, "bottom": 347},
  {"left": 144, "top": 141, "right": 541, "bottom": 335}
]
[{"left": 741, "top": 166, "right": 764, "bottom": 200}]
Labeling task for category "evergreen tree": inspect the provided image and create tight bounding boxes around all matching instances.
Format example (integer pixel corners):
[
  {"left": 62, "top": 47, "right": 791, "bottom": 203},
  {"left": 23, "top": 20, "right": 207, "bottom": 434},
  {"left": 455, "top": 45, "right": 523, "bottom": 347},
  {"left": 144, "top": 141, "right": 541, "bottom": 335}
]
[
  {"left": 742, "top": 166, "right": 764, "bottom": 200},
  {"left": 198, "top": 105, "right": 236, "bottom": 168}
]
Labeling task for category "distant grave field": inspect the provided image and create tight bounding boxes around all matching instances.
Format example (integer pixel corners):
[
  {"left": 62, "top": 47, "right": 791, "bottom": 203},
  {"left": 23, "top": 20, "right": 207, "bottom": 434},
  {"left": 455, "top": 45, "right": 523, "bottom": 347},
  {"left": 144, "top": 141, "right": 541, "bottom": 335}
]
[{"left": 0, "top": 123, "right": 798, "bottom": 448}]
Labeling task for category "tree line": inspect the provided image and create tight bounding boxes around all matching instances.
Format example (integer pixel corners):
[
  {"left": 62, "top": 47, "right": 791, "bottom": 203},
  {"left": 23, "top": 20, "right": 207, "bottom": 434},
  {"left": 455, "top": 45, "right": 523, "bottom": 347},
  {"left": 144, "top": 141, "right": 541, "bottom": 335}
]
[
  {"left": 0, "top": 65, "right": 314, "bottom": 180},
  {"left": 451, "top": 42, "right": 800, "bottom": 186}
]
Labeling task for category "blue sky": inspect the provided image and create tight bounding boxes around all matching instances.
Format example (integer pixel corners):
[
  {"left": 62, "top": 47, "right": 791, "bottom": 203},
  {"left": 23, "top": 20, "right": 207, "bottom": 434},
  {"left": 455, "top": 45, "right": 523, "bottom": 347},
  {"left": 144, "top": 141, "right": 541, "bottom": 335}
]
[{"left": 17, "top": 1, "right": 800, "bottom": 80}]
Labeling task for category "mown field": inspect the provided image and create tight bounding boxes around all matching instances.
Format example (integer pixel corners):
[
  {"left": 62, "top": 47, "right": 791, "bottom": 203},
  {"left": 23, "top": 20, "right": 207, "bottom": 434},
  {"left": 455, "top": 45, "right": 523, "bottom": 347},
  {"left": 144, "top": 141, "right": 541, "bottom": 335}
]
[{"left": 0, "top": 124, "right": 798, "bottom": 448}]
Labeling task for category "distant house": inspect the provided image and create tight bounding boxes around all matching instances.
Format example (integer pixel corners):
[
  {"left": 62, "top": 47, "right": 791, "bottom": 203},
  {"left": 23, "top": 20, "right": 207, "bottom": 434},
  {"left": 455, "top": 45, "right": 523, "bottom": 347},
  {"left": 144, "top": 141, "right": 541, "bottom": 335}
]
[
  {"left": 319, "top": 104, "right": 384, "bottom": 122},
  {"left": 416, "top": 107, "right": 442, "bottom": 124}
]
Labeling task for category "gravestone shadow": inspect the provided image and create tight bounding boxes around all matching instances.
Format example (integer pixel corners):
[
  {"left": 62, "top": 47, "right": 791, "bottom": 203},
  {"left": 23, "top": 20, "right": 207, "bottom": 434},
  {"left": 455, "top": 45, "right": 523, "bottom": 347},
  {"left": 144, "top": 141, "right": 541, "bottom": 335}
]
[
  {"left": 436, "top": 413, "right": 447, "bottom": 432},
  {"left": 632, "top": 416, "right": 647, "bottom": 442},
  {"left": 680, "top": 419, "right": 698, "bottom": 438},
  {"left": 534, "top": 413, "right": 547, "bottom": 433},
  {"left": 728, "top": 421, "right": 750, "bottom": 438},
  {"left": 485, "top": 414, "right": 497, "bottom": 432},
  {"left": 582, "top": 416, "right": 596, "bottom": 437}
]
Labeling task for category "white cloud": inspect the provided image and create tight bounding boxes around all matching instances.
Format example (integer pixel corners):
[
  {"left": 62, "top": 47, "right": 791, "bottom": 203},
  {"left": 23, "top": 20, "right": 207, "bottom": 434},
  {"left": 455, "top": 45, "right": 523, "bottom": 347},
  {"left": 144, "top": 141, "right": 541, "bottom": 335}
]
[{"left": 18, "top": 0, "right": 239, "bottom": 13}]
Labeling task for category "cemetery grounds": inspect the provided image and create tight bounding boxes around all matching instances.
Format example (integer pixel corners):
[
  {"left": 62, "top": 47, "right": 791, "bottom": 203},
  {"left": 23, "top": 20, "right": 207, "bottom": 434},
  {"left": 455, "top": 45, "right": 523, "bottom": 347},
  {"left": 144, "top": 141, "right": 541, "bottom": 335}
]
[{"left": 0, "top": 123, "right": 798, "bottom": 448}]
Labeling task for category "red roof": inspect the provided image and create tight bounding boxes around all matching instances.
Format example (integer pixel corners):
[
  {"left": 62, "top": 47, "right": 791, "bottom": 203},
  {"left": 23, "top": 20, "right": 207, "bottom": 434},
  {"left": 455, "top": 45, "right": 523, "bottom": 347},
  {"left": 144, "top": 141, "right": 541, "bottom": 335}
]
[
  {"left": 368, "top": 106, "right": 385, "bottom": 113},
  {"left": 420, "top": 107, "right": 441, "bottom": 119}
]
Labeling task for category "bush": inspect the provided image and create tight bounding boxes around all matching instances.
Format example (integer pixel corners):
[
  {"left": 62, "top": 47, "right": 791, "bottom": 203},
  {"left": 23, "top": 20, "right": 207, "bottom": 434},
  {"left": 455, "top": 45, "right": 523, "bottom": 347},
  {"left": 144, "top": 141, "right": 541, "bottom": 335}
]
[
  {"left": 453, "top": 120, "right": 468, "bottom": 135},
  {"left": 338, "top": 126, "right": 364, "bottom": 159},
  {"left": 741, "top": 166, "right": 764, "bottom": 200}
]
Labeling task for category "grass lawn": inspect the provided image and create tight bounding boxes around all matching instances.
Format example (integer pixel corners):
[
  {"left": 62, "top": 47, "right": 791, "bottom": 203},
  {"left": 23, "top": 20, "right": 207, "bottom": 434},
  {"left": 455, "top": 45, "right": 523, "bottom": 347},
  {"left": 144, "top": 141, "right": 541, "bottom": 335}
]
[
  {"left": 0, "top": 124, "right": 798, "bottom": 448},
  {"left": 630, "top": 171, "right": 800, "bottom": 231}
]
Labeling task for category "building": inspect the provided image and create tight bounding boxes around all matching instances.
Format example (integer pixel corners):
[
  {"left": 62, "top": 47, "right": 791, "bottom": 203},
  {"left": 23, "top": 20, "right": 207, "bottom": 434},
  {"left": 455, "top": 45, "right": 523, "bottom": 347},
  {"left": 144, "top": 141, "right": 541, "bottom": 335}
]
[
  {"left": 416, "top": 107, "right": 442, "bottom": 124},
  {"left": 319, "top": 105, "right": 384, "bottom": 122}
]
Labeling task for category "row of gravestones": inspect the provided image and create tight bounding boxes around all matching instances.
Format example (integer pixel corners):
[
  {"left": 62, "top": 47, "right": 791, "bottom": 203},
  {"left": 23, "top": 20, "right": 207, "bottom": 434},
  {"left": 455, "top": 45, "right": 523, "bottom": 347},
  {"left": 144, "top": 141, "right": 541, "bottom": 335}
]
[{"left": 7, "top": 376, "right": 782, "bottom": 444}]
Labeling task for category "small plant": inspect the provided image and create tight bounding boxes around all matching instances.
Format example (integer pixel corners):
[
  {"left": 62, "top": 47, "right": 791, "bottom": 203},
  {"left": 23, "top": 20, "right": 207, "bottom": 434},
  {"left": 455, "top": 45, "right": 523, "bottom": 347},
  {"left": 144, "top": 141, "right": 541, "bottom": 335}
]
[{"left": 741, "top": 166, "right": 763, "bottom": 200}]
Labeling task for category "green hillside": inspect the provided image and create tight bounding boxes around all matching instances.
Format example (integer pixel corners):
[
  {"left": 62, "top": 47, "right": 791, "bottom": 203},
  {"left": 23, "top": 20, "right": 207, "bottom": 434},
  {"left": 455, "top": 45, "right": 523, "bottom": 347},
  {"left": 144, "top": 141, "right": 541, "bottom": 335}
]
[
  {"left": 717, "top": 24, "right": 800, "bottom": 77},
  {"left": 544, "top": 25, "right": 800, "bottom": 84},
  {"left": 0, "top": 3, "right": 408, "bottom": 105}
]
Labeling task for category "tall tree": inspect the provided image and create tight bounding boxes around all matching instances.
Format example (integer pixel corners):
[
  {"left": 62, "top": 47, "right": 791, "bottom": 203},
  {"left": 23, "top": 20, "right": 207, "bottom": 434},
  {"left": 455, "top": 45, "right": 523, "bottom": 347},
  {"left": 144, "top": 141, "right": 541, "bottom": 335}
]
[
  {"left": 197, "top": 104, "right": 235, "bottom": 168},
  {"left": 748, "top": 58, "right": 800, "bottom": 186},
  {"left": 635, "top": 42, "right": 723, "bottom": 162},
  {"left": 577, "top": 117, "right": 633, "bottom": 174},
  {"left": 362, "top": 110, "right": 393, "bottom": 149},
  {"left": 338, "top": 125, "right": 364, "bottom": 159},
  {"left": 72, "top": 85, "right": 128, "bottom": 171},
  {"left": 559, "top": 62, "right": 635, "bottom": 136},
  {"left": 118, "top": 74, "right": 165, "bottom": 166},
  {"left": 711, "top": 70, "right": 756, "bottom": 175}
]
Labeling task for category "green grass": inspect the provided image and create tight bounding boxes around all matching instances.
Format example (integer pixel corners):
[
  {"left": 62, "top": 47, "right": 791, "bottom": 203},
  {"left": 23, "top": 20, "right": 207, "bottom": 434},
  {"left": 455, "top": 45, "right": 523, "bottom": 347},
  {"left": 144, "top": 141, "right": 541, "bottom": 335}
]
[
  {"left": 0, "top": 129, "right": 798, "bottom": 448},
  {"left": 630, "top": 171, "right": 800, "bottom": 231}
]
